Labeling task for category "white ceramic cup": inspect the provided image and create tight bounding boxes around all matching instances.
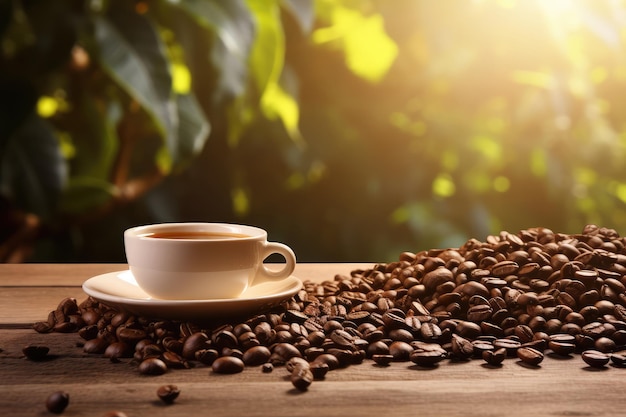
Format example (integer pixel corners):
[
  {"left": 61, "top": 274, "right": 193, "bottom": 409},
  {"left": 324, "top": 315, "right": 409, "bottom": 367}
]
[{"left": 124, "top": 223, "right": 296, "bottom": 300}]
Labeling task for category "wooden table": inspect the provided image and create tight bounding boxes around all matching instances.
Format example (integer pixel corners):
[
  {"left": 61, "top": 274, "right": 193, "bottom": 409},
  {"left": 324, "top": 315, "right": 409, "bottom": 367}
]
[{"left": 1, "top": 263, "right": 626, "bottom": 417}]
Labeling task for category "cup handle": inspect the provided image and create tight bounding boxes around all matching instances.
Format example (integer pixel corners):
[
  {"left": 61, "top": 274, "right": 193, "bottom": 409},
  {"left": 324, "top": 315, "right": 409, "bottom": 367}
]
[{"left": 252, "top": 242, "right": 297, "bottom": 285}]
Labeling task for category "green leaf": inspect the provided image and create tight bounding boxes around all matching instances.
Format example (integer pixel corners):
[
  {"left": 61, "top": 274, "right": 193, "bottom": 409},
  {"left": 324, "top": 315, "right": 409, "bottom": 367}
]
[
  {"left": 313, "top": 3, "right": 398, "bottom": 82},
  {"left": 69, "top": 93, "right": 121, "bottom": 180},
  {"left": 175, "top": 93, "right": 211, "bottom": 163},
  {"left": 59, "top": 176, "right": 117, "bottom": 214},
  {"left": 0, "top": 114, "right": 67, "bottom": 219},
  {"left": 281, "top": 0, "right": 315, "bottom": 34},
  {"left": 167, "top": 0, "right": 255, "bottom": 100},
  {"left": 247, "top": 1, "right": 301, "bottom": 141},
  {"left": 93, "top": 7, "right": 179, "bottom": 159}
]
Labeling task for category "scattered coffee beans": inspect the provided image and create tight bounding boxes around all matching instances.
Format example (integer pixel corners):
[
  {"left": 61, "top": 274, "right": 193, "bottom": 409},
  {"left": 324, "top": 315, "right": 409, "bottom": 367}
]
[
  {"left": 33, "top": 224, "right": 626, "bottom": 401},
  {"left": 45, "top": 391, "right": 69, "bottom": 414}
]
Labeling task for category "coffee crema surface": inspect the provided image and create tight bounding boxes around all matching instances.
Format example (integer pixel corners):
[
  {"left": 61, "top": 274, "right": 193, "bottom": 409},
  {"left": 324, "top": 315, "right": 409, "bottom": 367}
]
[{"left": 141, "top": 231, "right": 251, "bottom": 240}]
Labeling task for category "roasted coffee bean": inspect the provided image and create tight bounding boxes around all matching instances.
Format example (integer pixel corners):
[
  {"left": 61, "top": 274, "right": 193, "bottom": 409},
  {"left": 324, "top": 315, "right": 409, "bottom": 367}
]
[
  {"left": 290, "top": 365, "right": 314, "bottom": 391},
  {"left": 493, "top": 339, "right": 521, "bottom": 356},
  {"left": 451, "top": 335, "right": 474, "bottom": 360},
  {"left": 482, "top": 348, "right": 506, "bottom": 366},
  {"left": 272, "top": 343, "right": 302, "bottom": 361},
  {"left": 212, "top": 356, "right": 244, "bottom": 374},
  {"left": 117, "top": 327, "right": 147, "bottom": 345},
  {"left": 330, "top": 329, "right": 354, "bottom": 347},
  {"left": 609, "top": 353, "right": 626, "bottom": 367},
  {"left": 138, "top": 358, "right": 168, "bottom": 375},
  {"left": 365, "top": 340, "right": 388, "bottom": 358},
  {"left": 182, "top": 332, "right": 210, "bottom": 359},
  {"left": 162, "top": 351, "right": 190, "bottom": 369},
  {"left": 594, "top": 337, "right": 616, "bottom": 353},
  {"left": 420, "top": 322, "right": 442, "bottom": 341},
  {"left": 372, "top": 354, "right": 394, "bottom": 366},
  {"left": 581, "top": 350, "right": 610, "bottom": 368},
  {"left": 157, "top": 384, "right": 180, "bottom": 404},
  {"left": 23, "top": 345, "right": 49, "bottom": 361},
  {"left": 46, "top": 391, "right": 69, "bottom": 414},
  {"left": 548, "top": 340, "right": 576, "bottom": 356},
  {"left": 310, "top": 361, "right": 329, "bottom": 378},
  {"left": 517, "top": 347, "right": 544, "bottom": 366},
  {"left": 242, "top": 346, "right": 271, "bottom": 366},
  {"left": 388, "top": 341, "right": 413, "bottom": 362},
  {"left": 104, "top": 342, "right": 131, "bottom": 359},
  {"left": 409, "top": 349, "right": 446, "bottom": 367},
  {"left": 312, "top": 353, "right": 340, "bottom": 370},
  {"left": 83, "top": 337, "right": 109, "bottom": 354},
  {"left": 286, "top": 357, "right": 310, "bottom": 373},
  {"left": 261, "top": 363, "right": 274, "bottom": 373}
]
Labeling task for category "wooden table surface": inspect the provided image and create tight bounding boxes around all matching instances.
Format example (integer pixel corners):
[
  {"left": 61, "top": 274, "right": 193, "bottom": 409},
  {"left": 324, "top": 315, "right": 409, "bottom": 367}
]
[{"left": 1, "top": 263, "right": 626, "bottom": 417}]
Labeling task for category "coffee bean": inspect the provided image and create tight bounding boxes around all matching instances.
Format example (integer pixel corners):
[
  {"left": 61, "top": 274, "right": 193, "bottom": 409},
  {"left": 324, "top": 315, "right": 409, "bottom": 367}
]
[
  {"left": 312, "top": 353, "right": 340, "bottom": 370},
  {"left": 372, "top": 354, "right": 394, "bottom": 366},
  {"left": 46, "top": 391, "right": 69, "bottom": 414},
  {"left": 517, "top": 347, "right": 544, "bottom": 366},
  {"left": 548, "top": 340, "right": 576, "bottom": 356},
  {"left": 389, "top": 341, "right": 413, "bottom": 362},
  {"left": 286, "top": 357, "right": 310, "bottom": 373},
  {"left": 451, "top": 335, "right": 474, "bottom": 360},
  {"left": 23, "top": 345, "right": 49, "bottom": 361},
  {"left": 493, "top": 338, "right": 521, "bottom": 356},
  {"left": 290, "top": 365, "right": 314, "bottom": 391},
  {"left": 610, "top": 353, "right": 626, "bottom": 367},
  {"left": 310, "top": 361, "right": 329, "bottom": 378},
  {"left": 83, "top": 337, "right": 109, "bottom": 354},
  {"left": 211, "top": 356, "right": 244, "bottom": 374},
  {"left": 242, "top": 346, "right": 271, "bottom": 366},
  {"left": 33, "top": 321, "right": 53, "bottom": 333},
  {"left": 482, "top": 348, "right": 506, "bottom": 366},
  {"left": 138, "top": 358, "right": 168, "bottom": 375},
  {"left": 581, "top": 350, "right": 610, "bottom": 368},
  {"left": 195, "top": 348, "right": 219, "bottom": 365},
  {"left": 261, "top": 363, "right": 274, "bottom": 373},
  {"left": 104, "top": 342, "right": 131, "bottom": 359},
  {"left": 182, "top": 332, "right": 209, "bottom": 359},
  {"left": 157, "top": 384, "right": 180, "bottom": 404}
]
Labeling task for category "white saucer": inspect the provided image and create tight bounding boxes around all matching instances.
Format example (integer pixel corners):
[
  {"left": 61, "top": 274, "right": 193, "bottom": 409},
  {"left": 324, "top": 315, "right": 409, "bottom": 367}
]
[{"left": 82, "top": 270, "right": 302, "bottom": 321}]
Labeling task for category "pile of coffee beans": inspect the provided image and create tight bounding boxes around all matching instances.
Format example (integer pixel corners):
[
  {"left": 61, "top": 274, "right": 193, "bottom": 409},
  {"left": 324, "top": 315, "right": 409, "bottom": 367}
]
[{"left": 34, "top": 225, "right": 626, "bottom": 393}]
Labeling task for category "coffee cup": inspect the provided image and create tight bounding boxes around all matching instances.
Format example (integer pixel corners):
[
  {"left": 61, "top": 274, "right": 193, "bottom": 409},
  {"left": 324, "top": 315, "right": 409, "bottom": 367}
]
[{"left": 123, "top": 222, "right": 296, "bottom": 300}]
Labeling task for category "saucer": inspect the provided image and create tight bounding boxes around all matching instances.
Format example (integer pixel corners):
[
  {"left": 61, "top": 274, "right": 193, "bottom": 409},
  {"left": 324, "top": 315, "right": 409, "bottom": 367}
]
[{"left": 82, "top": 270, "right": 302, "bottom": 321}]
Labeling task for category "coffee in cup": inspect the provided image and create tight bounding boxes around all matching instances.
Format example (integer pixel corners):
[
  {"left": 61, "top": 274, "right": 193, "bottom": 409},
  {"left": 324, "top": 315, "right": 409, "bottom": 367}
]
[{"left": 124, "top": 223, "right": 296, "bottom": 300}]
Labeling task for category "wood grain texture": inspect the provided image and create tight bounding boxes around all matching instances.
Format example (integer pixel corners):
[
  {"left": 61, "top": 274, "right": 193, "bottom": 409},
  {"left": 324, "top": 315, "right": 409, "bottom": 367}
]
[{"left": 1, "top": 264, "right": 625, "bottom": 417}]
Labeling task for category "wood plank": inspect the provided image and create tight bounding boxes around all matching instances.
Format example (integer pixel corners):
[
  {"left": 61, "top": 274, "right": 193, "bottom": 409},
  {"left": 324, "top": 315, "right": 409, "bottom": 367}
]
[
  {"left": 0, "top": 263, "right": 371, "bottom": 286},
  {"left": 4, "top": 263, "right": 626, "bottom": 416},
  {"left": 0, "top": 263, "right": 126, "bottom": 286},
  {"left": 1, "top": 331, "right": 626, "bottom": 416},
  {"left": 0, "top": 287, "right": 88, "bottom": 325}
]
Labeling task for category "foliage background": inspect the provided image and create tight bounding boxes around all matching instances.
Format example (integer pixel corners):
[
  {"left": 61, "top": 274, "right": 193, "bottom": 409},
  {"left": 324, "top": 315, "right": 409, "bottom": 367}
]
[{"left": 2, "top": 0, "right": 626, "bottom": 263}]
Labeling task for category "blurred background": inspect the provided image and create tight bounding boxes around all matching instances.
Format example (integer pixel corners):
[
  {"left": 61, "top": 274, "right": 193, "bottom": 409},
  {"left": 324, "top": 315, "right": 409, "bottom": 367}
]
[{"left": 1, "top": 0, "right": 626, "bottom": 264}]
